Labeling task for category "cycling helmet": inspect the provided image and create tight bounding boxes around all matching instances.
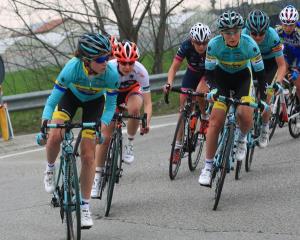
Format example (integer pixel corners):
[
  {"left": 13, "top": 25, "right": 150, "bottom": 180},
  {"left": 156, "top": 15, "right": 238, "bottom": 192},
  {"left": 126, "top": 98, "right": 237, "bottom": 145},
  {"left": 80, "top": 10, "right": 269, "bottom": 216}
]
[
  {"left": 246, "top": 10, "right": 270, "bottom": 33},
  {"left": 77, "top": 33, "right": 111, "bottom": 59},
  {"left": 109, "top": 35, "right": 119, "bottom": 55},
  {"left": 279, "top": 5, "right": 299, "bottom": 25},
  {"left": 189, "top": 23, "right": 211, "bottom": 42},
  {"left": 217, "top": 10, "right": 244, "bottom": 30},
  {"left": 114, "top": 40, "right": 140, "bottom": 62}
]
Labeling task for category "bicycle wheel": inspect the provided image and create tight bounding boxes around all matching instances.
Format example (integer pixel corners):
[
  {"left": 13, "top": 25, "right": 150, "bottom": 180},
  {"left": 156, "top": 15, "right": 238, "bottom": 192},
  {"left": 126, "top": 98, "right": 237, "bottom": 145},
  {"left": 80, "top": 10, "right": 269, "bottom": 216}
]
[
  {"left": 288, "top": 97, "right": 300, "bottom": 138},
  {"left": 104, "top": 132, "right": 120, "bottom": 216},
  {"left": 213, "top": 125, "right": 234, "bottom": 211},
  {"left": 65, "top": 154, "right": 81, "bottom": 239},
  {"left": 188, "top": 114, "right": 204, "bottom": 171},
  {"left": 234, "top": 159, "right": 242, "bottom": 180},
  {"left": 269, "top": 97, "right": 280, "bottom": 141},
  {"left": 169, "top": 114, "right": 186, "bottom": 180}
]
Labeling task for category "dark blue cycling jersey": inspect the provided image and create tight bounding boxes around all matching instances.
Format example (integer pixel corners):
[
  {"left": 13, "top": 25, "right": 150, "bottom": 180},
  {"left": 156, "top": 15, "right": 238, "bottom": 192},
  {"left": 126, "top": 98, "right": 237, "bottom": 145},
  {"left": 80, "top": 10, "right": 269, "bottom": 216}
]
[
  {"left": 175, "top": 38, "right": 206, "bottom": 72},
  {"left": 276, "top": 22, "right": 300, "bottom": 68}
]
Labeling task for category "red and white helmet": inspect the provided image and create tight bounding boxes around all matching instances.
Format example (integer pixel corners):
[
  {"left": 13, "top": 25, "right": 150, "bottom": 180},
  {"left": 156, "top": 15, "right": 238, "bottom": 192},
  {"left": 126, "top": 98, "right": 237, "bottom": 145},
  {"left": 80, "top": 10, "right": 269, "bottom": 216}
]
[
  {"left": 189, "top": 23, "right": 211, "bottom": 42},
  {"left": 109, "top": 35, "right": 119, "bottom": 55},
  {"left": 279, "top": 5, "right": 299, "bottom": 25},
  {"left": 114, "top": 40, "right": 140, "bottom": 62}
]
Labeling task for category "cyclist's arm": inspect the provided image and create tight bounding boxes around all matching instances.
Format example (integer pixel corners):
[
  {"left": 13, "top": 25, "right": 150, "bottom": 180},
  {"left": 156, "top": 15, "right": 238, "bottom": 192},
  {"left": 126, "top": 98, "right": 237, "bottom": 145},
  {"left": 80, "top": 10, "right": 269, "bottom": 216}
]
[
  {"left": 251, "top": 53, "right": 266, "bottom": 101},
  {"left": 42, "top": 81, "right": 67, "bottom": 120},
  {"left": 101, "top": 90, "right": 118, "bottom": 126},
  {"left": 143, "top": 91, "right": 152, "bottom": 127},
  {"left": 275, "top": 55, "right": 287, "bottom": 83},
  {"left": 167, "top": 58, "right": 182, "bottom": 86}
]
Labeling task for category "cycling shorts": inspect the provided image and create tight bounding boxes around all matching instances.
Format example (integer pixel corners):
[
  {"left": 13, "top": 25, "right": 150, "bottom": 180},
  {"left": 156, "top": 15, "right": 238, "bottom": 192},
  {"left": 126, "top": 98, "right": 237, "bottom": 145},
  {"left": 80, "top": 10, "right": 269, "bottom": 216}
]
[
  {"left": 213, "top": 66, "right": 255, "bottom": 111},
  {"left": 52, "top": 89, "right": 105, "bottom": 139},
  {"left": 181, "top": 68, "right": 205, "bottom": 90},
  {"left": 116, "top": 84, "right": 143, "bottom": 111}
]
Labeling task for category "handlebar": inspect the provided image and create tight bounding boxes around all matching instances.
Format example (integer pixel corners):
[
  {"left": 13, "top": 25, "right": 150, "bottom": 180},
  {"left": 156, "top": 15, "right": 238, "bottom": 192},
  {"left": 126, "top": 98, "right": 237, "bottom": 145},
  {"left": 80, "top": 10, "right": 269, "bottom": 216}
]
[{"left": 164, "top": 87, "right": 205, "bottom": 104}]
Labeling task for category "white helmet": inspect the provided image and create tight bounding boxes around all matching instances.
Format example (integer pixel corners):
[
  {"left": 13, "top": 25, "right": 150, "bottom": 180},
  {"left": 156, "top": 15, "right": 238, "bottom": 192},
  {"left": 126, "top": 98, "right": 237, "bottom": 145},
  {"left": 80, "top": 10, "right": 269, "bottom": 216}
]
[
  {"left": 279, "top": 5, "right": 299, "bottom": 25},
  {"left": 189, "top": 23, "right": 211, "bottom": 42}
]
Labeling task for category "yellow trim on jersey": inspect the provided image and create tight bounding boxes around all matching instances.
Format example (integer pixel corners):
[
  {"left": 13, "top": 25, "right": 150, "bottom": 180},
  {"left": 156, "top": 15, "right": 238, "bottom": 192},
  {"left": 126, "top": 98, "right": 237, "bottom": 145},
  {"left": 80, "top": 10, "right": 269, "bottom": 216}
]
[
  {"left": 52, "top": 111, "right": 70, "bottom": 121},
  {"left": 82, "top": 62, "right": 89, "bottom": 76},
  {"left": 82, "top": 129, "right": 95, "bottom": 139},
  {"left": 73, "top": 83, "right": 105, "bottom": 92},
  {"left": 219, "top": 59, "right": 248, "bottom": 68}
]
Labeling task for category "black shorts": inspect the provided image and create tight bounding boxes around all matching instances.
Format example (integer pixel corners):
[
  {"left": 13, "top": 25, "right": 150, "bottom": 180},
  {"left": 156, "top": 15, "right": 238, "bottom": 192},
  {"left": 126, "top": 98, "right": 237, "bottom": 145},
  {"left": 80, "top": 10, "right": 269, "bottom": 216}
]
[
  {"left": 53, "top": 89, "right": 105, "bottom": 123},
  {"left": 181, "top": 68, "right": 205, "bottom": 90},
  {"left": 253, "top": 57, "right": 277, "bottom": 85},
  {"left": 214, "top": 66, "right": 254, "bottom": 99}
]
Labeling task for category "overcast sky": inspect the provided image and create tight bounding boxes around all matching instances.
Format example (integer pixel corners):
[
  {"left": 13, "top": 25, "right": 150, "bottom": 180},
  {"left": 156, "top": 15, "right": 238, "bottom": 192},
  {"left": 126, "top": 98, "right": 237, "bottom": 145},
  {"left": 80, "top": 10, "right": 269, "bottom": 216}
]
[{"left": 0, "top": 0, "right": 279, "bottom": 28}]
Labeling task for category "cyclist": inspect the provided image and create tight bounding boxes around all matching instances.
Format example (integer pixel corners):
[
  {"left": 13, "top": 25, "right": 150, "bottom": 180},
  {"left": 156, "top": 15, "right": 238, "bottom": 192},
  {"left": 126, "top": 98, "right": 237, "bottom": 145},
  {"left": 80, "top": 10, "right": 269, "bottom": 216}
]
[
  {"left": 198, "top": 10, "right": 267, "bottom": 186},
  {"left": 163, "top": 22, "right": 211, "bottom": 163},
  {"left": 243, "top": 9, "right": 286, "bottom": 148},
  {"left": 276, "top": 5, "right": 300, "bottom": 112},
  {"left": 92, "top": 40, "right": 152, "bottom": 198},
  {"left": 40, "top": 33, "right": 119, "bottom": 228}
]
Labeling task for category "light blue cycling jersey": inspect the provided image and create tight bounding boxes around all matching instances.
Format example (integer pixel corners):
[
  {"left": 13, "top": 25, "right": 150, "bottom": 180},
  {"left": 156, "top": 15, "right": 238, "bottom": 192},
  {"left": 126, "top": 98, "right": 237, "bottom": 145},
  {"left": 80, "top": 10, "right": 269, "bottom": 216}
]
[
  {"left": 42, "top": 57, "right": 119, "bottom": 125},
  {"left": 242, "top": 27, "right": 283, "bottom": 60},
  {"left": 205, "top": 33, "right": 264, "bottom": 73}
]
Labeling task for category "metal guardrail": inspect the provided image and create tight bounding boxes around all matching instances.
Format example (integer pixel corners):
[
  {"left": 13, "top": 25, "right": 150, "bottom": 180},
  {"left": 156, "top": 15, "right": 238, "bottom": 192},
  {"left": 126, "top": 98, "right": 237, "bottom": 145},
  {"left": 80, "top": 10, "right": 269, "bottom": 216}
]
[{"left": 3, "top": 70, "right": 185, "bottom": 112}]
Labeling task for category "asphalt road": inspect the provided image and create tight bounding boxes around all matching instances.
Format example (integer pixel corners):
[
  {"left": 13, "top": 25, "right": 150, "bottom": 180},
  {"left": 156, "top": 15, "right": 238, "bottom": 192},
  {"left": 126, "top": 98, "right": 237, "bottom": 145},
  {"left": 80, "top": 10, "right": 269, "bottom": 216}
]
[{"left": 0, "top": 114, "right": 299, "bottom": 240}]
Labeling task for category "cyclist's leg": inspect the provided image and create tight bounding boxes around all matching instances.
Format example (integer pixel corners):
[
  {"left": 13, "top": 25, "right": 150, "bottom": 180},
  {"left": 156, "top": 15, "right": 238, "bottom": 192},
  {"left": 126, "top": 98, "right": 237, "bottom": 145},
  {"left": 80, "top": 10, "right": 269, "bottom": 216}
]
[
  {"left": 44, "top": 90, "right": 79, "bottom": 193},
  {"left": 199, "top": 67, "right": 228, "bottom": 186},
  {"left": 80, "top": 95, "right": 105, "bottom": 200},
  {"left": 235, "top": 68, "right": 255, "bottom": 159},
  {"left": 122, "top": 86, "right": 143, "bottom": 164},
  {"left": 196, "top": 75, "right": 210, "bottom": 134}
]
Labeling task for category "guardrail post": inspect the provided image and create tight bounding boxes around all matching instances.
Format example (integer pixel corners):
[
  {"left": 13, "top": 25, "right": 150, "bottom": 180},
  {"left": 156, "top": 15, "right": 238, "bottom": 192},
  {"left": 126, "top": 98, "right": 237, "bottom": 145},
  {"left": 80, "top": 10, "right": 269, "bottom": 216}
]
[{"left": 0, "top": 85, "right": 14, "bottom": 140}]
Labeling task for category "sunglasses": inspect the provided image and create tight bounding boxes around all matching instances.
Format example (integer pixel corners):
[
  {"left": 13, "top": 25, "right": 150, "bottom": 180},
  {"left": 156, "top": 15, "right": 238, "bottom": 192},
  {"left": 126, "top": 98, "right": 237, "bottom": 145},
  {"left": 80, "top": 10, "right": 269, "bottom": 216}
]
[
  {"left": 251, "top": 31, "right": 265, "bottom": 37},
  {"left": 222, "top": 29, "right": 240, "bottom": 35},
  {"left": 193, "top": 40, "right": 209, "bottom": 46},
  {"left": 94, "top": 55, "right": 109, "bottom": 63},
  {"left": 118, "top": 61, "right": 135, "bottom": 66}
]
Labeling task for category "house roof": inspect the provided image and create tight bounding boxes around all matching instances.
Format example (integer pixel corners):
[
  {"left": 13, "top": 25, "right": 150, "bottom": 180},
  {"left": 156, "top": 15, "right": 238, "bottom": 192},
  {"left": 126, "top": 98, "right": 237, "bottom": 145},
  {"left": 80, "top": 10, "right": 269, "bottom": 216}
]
[{"left": 34, "top": 18, "right": 65, "bottom": 34}]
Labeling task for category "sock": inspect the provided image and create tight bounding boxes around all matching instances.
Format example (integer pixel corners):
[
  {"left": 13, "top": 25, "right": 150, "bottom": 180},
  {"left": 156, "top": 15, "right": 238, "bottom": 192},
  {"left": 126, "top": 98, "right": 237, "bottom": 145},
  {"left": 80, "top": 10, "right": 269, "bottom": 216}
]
[
  {"left": 128, "top": 134, "right": 134, "bottom": 142},
  {"left": 204, "top": 159, "right": 213, "bottom": 170},
  {"left": 238, "top": 131, "right": 247, "bottom": 142},
  {"left": 95, "top": 167, "right": 104, "bottom": 173},
  {"left": 201, "top": 114, "right": 209, "bottom": 121},
  {"left": 175, "top": 140, "right": 181, "bottom": 149},
  {"left": 262, "top": 122, "right": 269, "bottom": 130},
  {"left": 46, "top": 163, "right": 55, "bottom": 171},
  {"left": 81, "top": 198, "right": 90, "bottom": 209}
]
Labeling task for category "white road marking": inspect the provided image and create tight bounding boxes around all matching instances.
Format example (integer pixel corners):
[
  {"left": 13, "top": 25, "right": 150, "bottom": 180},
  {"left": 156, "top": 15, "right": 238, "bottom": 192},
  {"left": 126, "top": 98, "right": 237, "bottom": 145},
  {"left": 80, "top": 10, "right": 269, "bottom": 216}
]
[{"left": 0, "top": 122, "right": 177, "bottom": 159}]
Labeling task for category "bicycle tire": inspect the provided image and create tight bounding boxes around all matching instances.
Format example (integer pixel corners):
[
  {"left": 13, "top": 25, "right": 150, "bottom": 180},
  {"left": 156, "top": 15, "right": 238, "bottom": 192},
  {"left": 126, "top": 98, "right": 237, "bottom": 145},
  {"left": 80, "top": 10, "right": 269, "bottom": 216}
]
[
  {"left": 245, "top": 145, "right": 255, "bottom": 172},
  {"left": 213, "top": 125, "right": 234, "bottom": 211},
  {"left": 269, "top": 98, "right": 280, "bottom": 141},
  {"left": 65, "top": 154, "right": 81, "bottom": 239},
  {"left": 104, "top": 132, "right": 120, "bottom": 216},
  {"left": 234, "top": 160, "right": 242, "bottom": 180},
  {"left": 288, "top": 97, "right": 300, "bottom": 138},
  {"left": 169, "top": 114, "right": 186, "bottom": 180},
  {"left": 188, "top": 114, "right": 204, "bottom": 171}
]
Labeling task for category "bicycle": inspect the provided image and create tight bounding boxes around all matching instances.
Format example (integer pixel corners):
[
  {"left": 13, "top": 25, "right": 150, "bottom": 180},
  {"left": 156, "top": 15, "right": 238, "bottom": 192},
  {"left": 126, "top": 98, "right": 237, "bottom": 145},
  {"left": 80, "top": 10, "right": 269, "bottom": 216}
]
[
  {"left": 209, "top": 94, "right": 266, "bottom": 210},
  {"left": 40, "top": 121, "right": 100, "bottom": 240},
  {"left": 164, "top": 87, "right": 206, "bottom": 180}
]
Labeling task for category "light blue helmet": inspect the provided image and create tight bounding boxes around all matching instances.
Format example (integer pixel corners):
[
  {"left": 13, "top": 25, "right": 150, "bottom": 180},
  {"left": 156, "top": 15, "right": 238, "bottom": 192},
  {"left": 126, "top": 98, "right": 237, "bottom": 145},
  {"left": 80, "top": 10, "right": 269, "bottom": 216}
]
[
  {"left": 246, "top": 10, "right": 270, "bottom": 33},
  {"left": 78, "top": 33, "right": 111, "bottom": 59}
]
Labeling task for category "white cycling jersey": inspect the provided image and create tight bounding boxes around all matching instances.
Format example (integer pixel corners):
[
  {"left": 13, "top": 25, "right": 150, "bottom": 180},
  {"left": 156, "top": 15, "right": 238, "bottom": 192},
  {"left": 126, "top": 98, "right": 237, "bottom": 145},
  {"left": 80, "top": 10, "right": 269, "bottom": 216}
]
[{"left": 109, "top": 59, "right": 150, "bottom": 93}]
